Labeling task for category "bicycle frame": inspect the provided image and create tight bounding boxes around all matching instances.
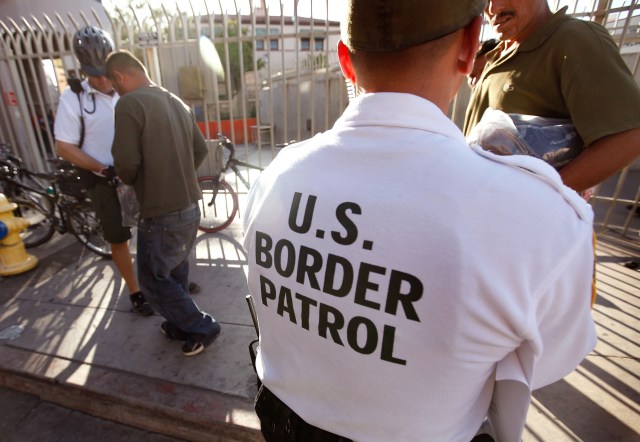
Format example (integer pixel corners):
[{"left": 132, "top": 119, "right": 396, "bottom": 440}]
[
  {"left": 3, "top": 162, "right": 73, "bottom": 232},
  {"left": 0, "top": 145, "right": 111, "bottom": 257},
  {"left": 226, "top": 159, "right": 263, "bottom": 191},
  {"left": 218, "top": 133, "right": 264, "bottom": 191},
  {"left": 197, "top": 133, "right": 264, "bottom": 233}
]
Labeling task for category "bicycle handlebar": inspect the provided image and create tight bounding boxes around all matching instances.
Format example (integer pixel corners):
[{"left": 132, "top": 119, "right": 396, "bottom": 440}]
[
  {"left": 0, "top": 143, "right": 23, "bottom": 168},
  {"left": 217, "top": 132, "right": 235, "bottom": 155},
  {"left": 0, "top": 143, "right": 71, "bottom": 186}
]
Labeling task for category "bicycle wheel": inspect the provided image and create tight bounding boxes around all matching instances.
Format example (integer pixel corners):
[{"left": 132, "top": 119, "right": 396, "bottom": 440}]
[
  {"left": 66, "top": 200, "right": 112, "bottom": 258},
  {"left": 12, "top": 199, "right": 55, "bottom": 248},
  {"left": 197, "top": 176, "right": 238, "bottom": 233}
]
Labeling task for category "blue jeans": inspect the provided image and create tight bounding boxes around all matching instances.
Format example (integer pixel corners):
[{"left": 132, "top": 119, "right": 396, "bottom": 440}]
[{"left": 137, "top": 204, "right": 219, "bottom": 339}]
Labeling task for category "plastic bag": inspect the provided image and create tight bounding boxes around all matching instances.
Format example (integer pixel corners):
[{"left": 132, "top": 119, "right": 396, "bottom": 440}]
[
  {"left": 467, "top": 108, "right": 584, "bottom": 169},
  {"left": 116, "top": 182, "right": 140, "bottom": 227}
]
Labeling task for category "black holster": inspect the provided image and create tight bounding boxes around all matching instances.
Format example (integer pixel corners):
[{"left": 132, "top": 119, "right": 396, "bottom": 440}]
[
  {"left": 75, "top": 167, "right": 98, "bottom": 189},
  {"left": 255, "top": 385, "right": 352, "bottom": 442}
]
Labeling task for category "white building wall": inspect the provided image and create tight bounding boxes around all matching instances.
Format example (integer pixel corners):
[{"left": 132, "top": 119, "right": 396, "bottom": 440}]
[{"left": 0, "top": 0, "right": 109, "bottom": 28}]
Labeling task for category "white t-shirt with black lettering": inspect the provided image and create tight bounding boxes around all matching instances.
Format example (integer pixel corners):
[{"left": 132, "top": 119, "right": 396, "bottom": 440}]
[{"left": 243, "top": 92, "right": 596, "bottom": 442}]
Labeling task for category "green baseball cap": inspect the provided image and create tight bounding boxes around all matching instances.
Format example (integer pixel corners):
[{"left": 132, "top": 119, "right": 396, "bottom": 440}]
[{"left": 342, "top": 0, "right": 487, "bottom": 52}]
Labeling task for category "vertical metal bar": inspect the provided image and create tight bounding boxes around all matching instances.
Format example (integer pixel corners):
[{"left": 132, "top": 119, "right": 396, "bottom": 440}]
[
  {"left": 233, "top": 0, "right": 250, "bottom": 152},
  {"left": 621, "top": 183, "right": 640, "bottom": 237},
  {"left": 279, "top": 1, "right": 287, "bottom": 145},
  {"left": 294, "top": 1, "right": 301, "bottom": 142},
  {"left": 162, "top": 4, "right": 176, "bottom": 43},
  {"left": 53, "top": 12, "right": 81, "bottom": 81},
  {"left": 324, "top": 0, "right": 330, "bottom": 132},
  {"left": 20, "top": 18, "right": 50, "bottom": 161},
  {"left": 0, "top": 22, "right": 19, "bottom": 149},
  {"left": 130, "top": 7, "right": 152, "bottom": 68},
  {"left": 175, "top": 3, "right": 190, "bottom": 65},
  {"left": 114, "top": 7, "right": 134, "bottom": 53},
  {"left": 616, "top": 1, "right": 638, "bottom": 47},
  {"left": 90, "top": 6, "right": 107, "bottom": 30},
  {"left": 200, "top": 0, "right": 212, "bottom": 143},
  {"left": 146, "top": 5, "right": 164, "bottom": 87},
  {"left": 210, "top": 1, "right": 222, "bottom": 138},
  {"left": 4, "top": 18, "right": 44, "bottom": 170},
  {"left": 309, "top": 0, "right": 316, "bottom": 138},
  {"left": 221, "top": 10, "right": 236, "bottom": 143},
  {"left": 101, "top": 7, "right": 118, "bottom": 47},
  {"left": 210, "top": 3, "right": 222, "bottom": 140},
  {"left": 249, "top": 0, "right": 261, "bottom": 157},
  {"left": 594, "top": 0, "right": 611, "bottom": 26},
  {"left": 30, "top": 16, "right": 57, "bottom": 154},
  {"left": 632, "top": 51, "right": 640, "bottom": 83},
  {"left": 265, "top": 2, "right": 275, "bottom": 150},
  {"left": 600, "top": 167, "right": 629, "bottom": 231}
]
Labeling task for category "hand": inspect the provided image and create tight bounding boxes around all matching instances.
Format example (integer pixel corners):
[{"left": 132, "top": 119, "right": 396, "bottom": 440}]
[{"left": 98, "top": 166, "right": 118, "bottom": 186}]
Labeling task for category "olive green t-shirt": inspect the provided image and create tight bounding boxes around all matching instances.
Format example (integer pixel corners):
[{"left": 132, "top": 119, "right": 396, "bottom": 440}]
[
  {"left": 464, "top": 7, "right": 640, "bottom": 147},
  {"left": 112, "top": 85, "right": 208, "bottom": 218}
]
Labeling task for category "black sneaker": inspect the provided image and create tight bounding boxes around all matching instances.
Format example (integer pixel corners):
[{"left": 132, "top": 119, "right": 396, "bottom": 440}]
[
  {"left": 182, "top": 323, "right": 221, "bottom": 356},
  {"left": 188, "top": 282, "right": 201, "bottom": 294},
  {"left": 160, "top": 321, "right": 188, "bottom": 341},
  {"left": 130, "top": 292, "right": 154, "bottom": 316}
]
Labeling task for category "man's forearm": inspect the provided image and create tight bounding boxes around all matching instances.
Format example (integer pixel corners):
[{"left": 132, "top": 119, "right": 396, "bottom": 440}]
[
  {"left": 112, "top": 144, "right": 140, "bottom": 184},
  {"left": 56, "top": 140, "right": 105, "bottom": 172},
  {"left": 559, "top": 127, "right": 640, "bottom": 192},
  {"left": 113, "top": 159, "right": 138, "bottom": 184}
]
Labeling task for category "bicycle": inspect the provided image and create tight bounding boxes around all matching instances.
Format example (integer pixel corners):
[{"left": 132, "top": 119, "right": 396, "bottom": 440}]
[
  {"left": 0, "top": 143, "right": 111, "bottom": 257},
  {"left": 197, "top": 133, "right": 265, "bottom": 233}
]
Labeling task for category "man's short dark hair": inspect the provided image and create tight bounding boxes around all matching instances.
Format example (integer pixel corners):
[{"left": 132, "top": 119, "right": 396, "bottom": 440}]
[{"left": 105, "top": 50, "right": 146, "bottom": 78}]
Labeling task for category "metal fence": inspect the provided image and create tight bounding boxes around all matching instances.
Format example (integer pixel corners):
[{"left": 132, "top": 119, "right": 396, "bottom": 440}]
[
  {"left": 0, "top": 0, "right": 639, "bottom": 240},
  {"left": 0, "top": 1, "right": 345, "bottom": 175}
]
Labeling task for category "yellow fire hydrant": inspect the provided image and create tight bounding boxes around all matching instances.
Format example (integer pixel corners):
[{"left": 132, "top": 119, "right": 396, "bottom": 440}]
[{"left": 0, "top": 194, "right": 38, "bottom": 276}]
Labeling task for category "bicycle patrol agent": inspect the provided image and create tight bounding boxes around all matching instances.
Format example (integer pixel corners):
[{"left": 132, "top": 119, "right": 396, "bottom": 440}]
[
  {"left": 54, "top": 26, "right": 153, "bottom": 316},
  {"left": 242, "top": 0, "right": 597, "bottom": 440}
]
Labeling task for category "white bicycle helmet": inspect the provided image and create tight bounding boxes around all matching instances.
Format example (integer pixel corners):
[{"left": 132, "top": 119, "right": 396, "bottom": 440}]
[{"left": 72, "top": 26, "right": 114, "bottom": 76}]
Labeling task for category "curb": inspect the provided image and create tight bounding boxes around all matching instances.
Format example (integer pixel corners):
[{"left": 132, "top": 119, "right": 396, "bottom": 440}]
[{"left": 0, "top": 345, "right": 262, "bottom": 441}]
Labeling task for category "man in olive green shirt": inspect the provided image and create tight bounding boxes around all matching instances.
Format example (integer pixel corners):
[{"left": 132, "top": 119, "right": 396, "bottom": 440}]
[
  {"left": 107, "top": 50, "right": 221, "bottom": 357},
  {"left": 465, "top": 1, "right": 640, "bottom": 193}
]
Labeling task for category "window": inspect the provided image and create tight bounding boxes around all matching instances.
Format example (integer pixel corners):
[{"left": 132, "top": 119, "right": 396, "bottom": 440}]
[
  {"left": 256, "top": 28, "right": 280, "bottom": 51},
  {"left": 255, "top": 28, "right": 266, "bottom": 51},
  {"left": 301, "top": 37, "right": 324, "bottom": 51}
]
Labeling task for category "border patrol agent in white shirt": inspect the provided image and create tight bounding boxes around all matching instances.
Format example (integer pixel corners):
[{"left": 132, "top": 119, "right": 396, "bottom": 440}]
[{"left": 243, "top": 1, "right": 597, "bottom": 441}]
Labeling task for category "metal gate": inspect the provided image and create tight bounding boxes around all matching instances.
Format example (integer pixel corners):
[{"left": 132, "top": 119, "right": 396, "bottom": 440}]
[
  {"left": 0, "top": 0, "right": 639, "bottom": 240},
  {"left": 0, "top": 1, "right": 345, "bottom": 174}
]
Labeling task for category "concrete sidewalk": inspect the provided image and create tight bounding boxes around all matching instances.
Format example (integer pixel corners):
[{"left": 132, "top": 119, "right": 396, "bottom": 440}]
[
  {"left": 0, "top": 204, "right": 639, "bottom": 441},
  {"left": 0, "top": 223, "right": 261, "bottom": 441}
]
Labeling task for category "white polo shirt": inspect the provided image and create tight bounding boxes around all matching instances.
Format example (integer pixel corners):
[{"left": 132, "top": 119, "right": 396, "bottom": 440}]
[
  {"left": 243, "top": 93, "right": 597, "bottom": 442},
  {"left": 54, "top": 79, "right": 119, "bottom": 166}
]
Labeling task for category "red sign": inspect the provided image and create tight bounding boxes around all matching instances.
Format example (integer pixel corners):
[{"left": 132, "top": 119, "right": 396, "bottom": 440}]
[{"left": 3, "top": 91, "right": 17, "bottom": 107}]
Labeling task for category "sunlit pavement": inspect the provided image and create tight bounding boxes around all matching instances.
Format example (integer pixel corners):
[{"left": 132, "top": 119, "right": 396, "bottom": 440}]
[{"left": 0, "top": 166, "right": 638, "bottom": 441}]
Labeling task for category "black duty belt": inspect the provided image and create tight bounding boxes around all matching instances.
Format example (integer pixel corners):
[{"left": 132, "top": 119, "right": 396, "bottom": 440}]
[
  {"left": 255, "top": 385, "right": 353, "bottom": 442},
  {"left": 255, "top": 385, "right": 496, "bottom": 442}
]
